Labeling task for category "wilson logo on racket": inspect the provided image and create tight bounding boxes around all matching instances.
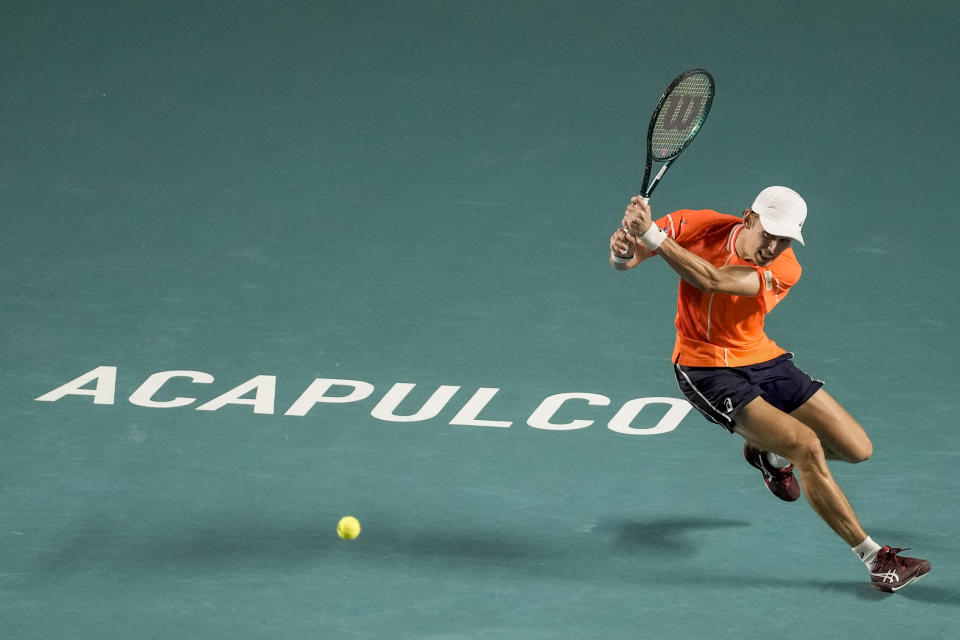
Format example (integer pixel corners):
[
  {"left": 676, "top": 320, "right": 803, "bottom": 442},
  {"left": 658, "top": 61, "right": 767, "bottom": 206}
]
[{"left": 660, "top": 95, "right": 705, "bottom": 131}]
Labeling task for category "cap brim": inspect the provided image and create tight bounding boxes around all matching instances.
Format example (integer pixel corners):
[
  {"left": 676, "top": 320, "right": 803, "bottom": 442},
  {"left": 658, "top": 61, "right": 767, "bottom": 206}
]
[{"left": 758, "top": 215, "right": 805, "bottom": 245}]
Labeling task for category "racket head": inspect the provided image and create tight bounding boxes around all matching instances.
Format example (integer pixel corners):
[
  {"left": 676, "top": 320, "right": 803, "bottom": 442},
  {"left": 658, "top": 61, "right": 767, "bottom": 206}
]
[{"left": 646, "top": 69, "right": 715, "bottom": 165}]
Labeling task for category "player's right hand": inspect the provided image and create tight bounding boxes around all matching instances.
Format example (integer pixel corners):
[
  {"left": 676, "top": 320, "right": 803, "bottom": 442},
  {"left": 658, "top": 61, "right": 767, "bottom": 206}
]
[
  {"left": 622, "top": 196, "right": 653, "bottom": 238},
  {"left": 610, "top": 228, "right": 636, "bottom": 258}
]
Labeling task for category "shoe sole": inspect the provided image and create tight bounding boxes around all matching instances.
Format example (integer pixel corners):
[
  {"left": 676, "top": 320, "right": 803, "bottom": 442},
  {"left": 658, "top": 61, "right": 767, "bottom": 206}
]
[{"left": 872, "top": 567, "right": 932, "bottom": 593}]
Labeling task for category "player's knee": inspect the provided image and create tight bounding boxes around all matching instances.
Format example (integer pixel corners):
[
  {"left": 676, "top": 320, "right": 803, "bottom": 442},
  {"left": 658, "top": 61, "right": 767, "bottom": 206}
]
[
  {"left": 790, "top": 432, "right": 827, "bottom": 470},
  {"left": 848, "top": 437, "right": 873, "bottom": 463}
]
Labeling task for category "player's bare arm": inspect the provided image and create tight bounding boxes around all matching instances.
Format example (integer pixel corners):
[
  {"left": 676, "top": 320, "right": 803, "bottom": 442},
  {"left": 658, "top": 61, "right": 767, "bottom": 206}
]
[
  {"left": 656, "top": 239, "right": 760, "bottom": 295},
  {"left": 621, "top": 197, "right": 760, "bottom": 295}
]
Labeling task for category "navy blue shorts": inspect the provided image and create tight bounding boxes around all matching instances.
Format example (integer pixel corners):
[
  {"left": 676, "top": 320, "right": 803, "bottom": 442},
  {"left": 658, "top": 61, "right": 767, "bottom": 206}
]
[{"left": 673, "top": 353, "right": 823, "bottom": 433}]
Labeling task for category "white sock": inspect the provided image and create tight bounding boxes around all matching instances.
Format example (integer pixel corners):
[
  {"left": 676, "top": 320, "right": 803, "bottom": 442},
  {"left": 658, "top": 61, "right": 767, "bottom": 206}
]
[
  {"left": 852, "top": 536, "right": 882, "bottom": 567},
  {"left": 766, "top": 452, "right": 791, "bottom": 469}
]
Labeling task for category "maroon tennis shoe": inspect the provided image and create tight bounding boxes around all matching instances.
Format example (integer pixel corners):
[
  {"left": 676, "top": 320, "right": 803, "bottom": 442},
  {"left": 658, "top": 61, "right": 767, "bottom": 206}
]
[
  {"left": 743, "top": 443, "right": 801, "bottom": 502},
  {"left": 869, "top": 546, "right": 931, "bottom": 592}
]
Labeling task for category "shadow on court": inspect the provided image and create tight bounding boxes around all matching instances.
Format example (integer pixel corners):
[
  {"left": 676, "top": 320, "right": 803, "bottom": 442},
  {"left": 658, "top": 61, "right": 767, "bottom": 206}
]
[
  {"left": 754, "top": 579, "right": 956, "bottom": 604},
  {"left": 31, "top": 514, "right": 749, "bottom": 579},
  {"left": 36, "top": 514, "right": 747, "bottom": 568},
  {"left": 605, "top": 516, "right": 751, "bottom": 554},
  {"left": 33, "top": 513, "right": 549, "bottom": 577},
  {"left": 29, "top": 513, "right": 952, "bottom": 604},
  {"left": 894, "top": 583, "right": 960, "bottom": 606},
  {"left": 36, "top": 516, "right": 331, "bottom": 573}
]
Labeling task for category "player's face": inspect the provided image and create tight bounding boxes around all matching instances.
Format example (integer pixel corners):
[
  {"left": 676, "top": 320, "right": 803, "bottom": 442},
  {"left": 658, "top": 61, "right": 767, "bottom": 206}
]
[
  {"left": 752, "top": 229, "right": 792, "bottom": 266},
  {"left": 743, "top": 213, "right": 792, "bottom": 266}
]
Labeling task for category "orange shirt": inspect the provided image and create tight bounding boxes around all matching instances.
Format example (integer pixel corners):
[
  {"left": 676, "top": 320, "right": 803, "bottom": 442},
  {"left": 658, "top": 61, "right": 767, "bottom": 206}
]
[{"left": 655, "top": 209, "right": 802, "bottom": 367}]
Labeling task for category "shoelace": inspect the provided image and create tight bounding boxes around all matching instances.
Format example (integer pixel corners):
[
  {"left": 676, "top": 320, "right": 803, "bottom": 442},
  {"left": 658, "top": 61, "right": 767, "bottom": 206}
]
[{"left": 877, "top": 547, "right": 911, "bottom": 567}]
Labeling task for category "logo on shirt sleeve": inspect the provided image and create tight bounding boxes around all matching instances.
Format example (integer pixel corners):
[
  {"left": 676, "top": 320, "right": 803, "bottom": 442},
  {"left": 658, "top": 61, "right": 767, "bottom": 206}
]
[{"left": 763, "top": 270, "right": 774, "bottom": 291}]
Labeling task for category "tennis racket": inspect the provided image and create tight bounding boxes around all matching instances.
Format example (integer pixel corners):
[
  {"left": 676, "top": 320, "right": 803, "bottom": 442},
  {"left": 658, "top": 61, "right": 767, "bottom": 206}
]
[{"left": 639, "top": 68, "right": 715, "bottom": 203}]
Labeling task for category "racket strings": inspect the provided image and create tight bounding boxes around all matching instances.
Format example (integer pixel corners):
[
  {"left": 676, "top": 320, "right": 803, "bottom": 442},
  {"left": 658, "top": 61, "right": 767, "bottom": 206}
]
[{"left": 651, "top": 74, "right": 713, "bottom": 161}]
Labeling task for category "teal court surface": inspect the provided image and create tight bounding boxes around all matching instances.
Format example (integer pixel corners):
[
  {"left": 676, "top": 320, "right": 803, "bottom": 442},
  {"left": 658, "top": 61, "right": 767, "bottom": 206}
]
[{"left": 2, "top": 2, "right": 959, "bottom": 638}]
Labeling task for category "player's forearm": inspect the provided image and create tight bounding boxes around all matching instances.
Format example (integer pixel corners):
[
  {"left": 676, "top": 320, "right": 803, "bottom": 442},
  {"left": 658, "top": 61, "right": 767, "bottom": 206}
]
[
  {"left": 656, "top": 237, "right": 722, "bottom": 291},
  {"left": 656, "top": 237, "right": 761, "bottom": 296}
]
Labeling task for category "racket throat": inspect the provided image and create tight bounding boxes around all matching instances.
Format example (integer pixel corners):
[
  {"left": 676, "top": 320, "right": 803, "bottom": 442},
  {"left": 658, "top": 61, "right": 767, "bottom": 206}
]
[
  {"left": 642, "top": 164, "right": 670, "bottom": 202},
  {"left": 653, "top": 164, "right": 669, "bottom": 183}
]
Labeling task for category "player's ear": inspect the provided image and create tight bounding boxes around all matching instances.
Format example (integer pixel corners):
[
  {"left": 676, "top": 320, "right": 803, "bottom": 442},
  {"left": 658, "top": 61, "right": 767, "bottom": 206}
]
[{"left": 743, "top": 209, "right": 757, "bottom": 228}]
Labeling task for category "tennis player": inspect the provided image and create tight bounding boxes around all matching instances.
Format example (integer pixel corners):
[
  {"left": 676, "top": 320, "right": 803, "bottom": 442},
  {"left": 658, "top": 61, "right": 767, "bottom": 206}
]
[{"left": 609, "top": 186, "right": 930, "bottom": 592}]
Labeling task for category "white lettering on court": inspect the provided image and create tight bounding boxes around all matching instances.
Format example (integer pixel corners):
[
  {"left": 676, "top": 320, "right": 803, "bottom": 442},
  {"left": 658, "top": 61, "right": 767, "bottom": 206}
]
[
  {"left": 450, "top": 388, "right": 512, "bottom": 428},
  {"left": 370, "top": 383, "right": 460, "bottom": 423},
  {"left": 33, "top": 366, "right": 695, "bottom": 435},
  {"left": 285, "top": 379, "right": 376, "bottom": 416},
  {"left": 195, "top": 375, "right": 277, "bottom": 415},
  {"left": 129, "top": 370, "right": 214, "bottom": 408},
  {"left": 607, "top": 397, "right": 691, "bottom": 435},
  {"left": 527, "top": 393, "right": 611, "bottom": 431},
  {"left": 35, "top": 366, "right": 117, "bottom": 405}
]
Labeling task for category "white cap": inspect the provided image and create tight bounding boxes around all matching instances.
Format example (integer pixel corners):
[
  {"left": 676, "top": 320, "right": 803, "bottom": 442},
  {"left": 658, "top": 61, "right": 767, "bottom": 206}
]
[{"left": 751, "top": 186, "right": 806, "bottom": 245}]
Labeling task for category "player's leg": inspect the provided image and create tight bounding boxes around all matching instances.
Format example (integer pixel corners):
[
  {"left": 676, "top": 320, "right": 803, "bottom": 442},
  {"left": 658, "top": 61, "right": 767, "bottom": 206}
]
[
  {"left": 736, "top": 396, "right": 931, "bottom": 591},
  {"left": 676, "top": 362, "right": 930, "bottom": 590},
  {"left": 790, "top": 389, "right": 872, "bottom": 463},
  {"left": 733, "top": 396, "right": 867, "bottom": 547}
]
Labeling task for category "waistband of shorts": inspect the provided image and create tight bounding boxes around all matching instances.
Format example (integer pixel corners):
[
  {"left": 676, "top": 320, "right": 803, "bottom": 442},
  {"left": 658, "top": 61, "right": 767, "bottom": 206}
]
[{"left": 672, "top": 334, "right": 787, "bottom": 368}]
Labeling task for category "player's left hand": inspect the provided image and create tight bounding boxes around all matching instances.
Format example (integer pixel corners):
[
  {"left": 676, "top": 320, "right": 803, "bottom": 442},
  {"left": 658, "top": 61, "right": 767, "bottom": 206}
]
[{"left": 622, "top": 196, "right": 652, "bottom": 237}]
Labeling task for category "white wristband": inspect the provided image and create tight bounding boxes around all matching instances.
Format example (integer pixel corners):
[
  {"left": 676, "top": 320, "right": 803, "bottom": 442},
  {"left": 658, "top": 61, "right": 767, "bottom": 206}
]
[
  {"left": 611, "top": 251, "right": 634, "bottom": 265},
  {"left": 639, "top": 224, "right": 667, "bottom": 251}
]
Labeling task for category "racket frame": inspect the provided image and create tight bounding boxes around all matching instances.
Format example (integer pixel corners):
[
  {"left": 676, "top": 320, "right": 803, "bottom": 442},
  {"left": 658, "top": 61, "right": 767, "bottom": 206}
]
[{"left": 639, "top": 68, "right": 715, "bottom": 202}]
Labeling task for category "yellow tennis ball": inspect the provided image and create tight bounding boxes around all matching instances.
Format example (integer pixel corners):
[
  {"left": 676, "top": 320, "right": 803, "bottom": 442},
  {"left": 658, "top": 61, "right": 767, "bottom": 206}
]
[{"left": 337, "top": 516, "right": 361, "bottom": 540}]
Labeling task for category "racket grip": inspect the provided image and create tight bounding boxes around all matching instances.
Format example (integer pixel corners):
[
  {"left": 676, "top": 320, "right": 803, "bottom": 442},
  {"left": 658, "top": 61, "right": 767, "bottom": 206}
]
[{"left": 640, "top": 197, "right": 649, "bottom": 204}]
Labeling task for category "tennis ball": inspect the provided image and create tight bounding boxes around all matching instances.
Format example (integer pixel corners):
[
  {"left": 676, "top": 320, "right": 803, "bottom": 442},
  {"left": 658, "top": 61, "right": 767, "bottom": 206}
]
[{"left": 337, "top": 516, "right": 361, "bottom": 540}]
